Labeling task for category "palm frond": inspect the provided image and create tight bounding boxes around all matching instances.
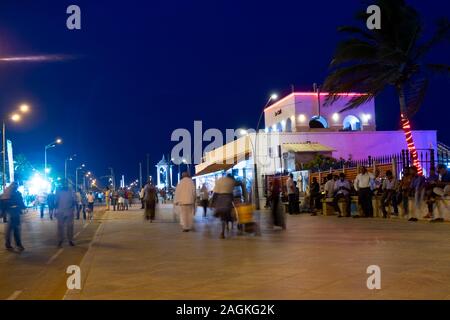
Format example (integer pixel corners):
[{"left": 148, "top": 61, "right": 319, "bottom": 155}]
[
  {"left": 404, "top": 77, "right": 428, "bottom": 117},
  {"left": 330, "top": 38, "right": 377, "bottom": 67}
]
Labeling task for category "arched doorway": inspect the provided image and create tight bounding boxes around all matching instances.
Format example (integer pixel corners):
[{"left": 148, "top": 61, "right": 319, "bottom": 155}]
[
  {"left": 309, "top": 116, "right": 328, "bottom": 129},
  {"left": 343, "top": 115, "right": 362, "bottom": 131},
  {"left": 285, "top": 118, "right": 292, "bottom": 132},
  {"left": 276, "top": 122, "right": 282, "bottom": 132}
]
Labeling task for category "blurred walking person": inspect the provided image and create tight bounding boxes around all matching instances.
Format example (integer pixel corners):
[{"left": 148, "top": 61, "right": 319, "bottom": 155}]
[
  {"left": 2, "top": 182, "right": 26, "bottom": 251},
  {"left": 174, "top": 172, "right": 196, "bottom": 232},
  {"left": 87, "top": 192, "right": 95, "bottom": 214},
  {"left": 47, "top": 191, "right": 56, "bottom": 220},
  {"left": 111, "top": 189, "right": 119, "bottom": 211},
  {"left": 354, "top": 166, "right": 374, "bottom": 217},
  {"left": 105, "top": 187, "right": 111, "bottom": 211},
  {"left": 55, "top": 183, "right": 77, "bottom": 247},
  {"left": 127, "top": 189, "right": 133, "bottom": 208},
  {"left": 38, "top": 193, "right": 47, "bottom": 219},
  {"left": 139, "top": 186, "right": 145, "bottom": 209},
  {"left": 270, "top": 178, "right": 286, "bottom": 230},
  {"left": 286, "top": 174, "right": 297, "bottom": 215},
  {"left": 211, "top": 174, "right": 238, "bottom": 238},
  {"left": 144, "top": 182, "right": 158, "bottom": 222},
  {"left": 200, "top": 183, "right": 209, "bottom": 218}
]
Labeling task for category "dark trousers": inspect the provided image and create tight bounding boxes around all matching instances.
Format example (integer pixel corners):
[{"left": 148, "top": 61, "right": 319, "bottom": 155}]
[
  {"left": 76, "top": 204, "right": 86, "bottom": 220},
  {"left": 40, "top": 204, "right": 45, "bottom": 218},
  {"left": 381, "top": 190, "right": 398, "bottom": 217},
  {"left": 112, "top": 199, "right": 118, "bottom": 211},
  {"left": 358, "top": 188, "right": 373, "bottom": 217},
  {"left": 140, "top": 198, "right": 145, "bottom": 209},
  {"left": 333, "top": 193, "right": 351, "bottom": 216},
  {"left": 201, "top": 199, "right": 208, "bottom": 217},
  {"left": 288, "top": 194, "right": 296, "bottom": 214},
  {"left": 5, "top": 214, "right": 22, "bottom": 247},
  {"left": 310, "top": 193, "right": 321, "bottom": 210},
  {"left": 88, "top": 203, "right": 94, "bottom": 213}
]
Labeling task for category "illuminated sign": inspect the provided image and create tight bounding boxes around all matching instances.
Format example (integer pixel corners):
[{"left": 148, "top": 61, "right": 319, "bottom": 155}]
[{"left": 7, "top": 140, "right": 14, "bottom": 183}]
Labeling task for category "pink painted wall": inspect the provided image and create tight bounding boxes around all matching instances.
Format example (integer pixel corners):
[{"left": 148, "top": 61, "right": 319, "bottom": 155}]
[{"left": 279, "top": 130, "right": 437, "bottom": 161}]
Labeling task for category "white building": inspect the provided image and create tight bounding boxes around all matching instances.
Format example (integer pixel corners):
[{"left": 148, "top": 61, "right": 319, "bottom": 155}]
[{"left": 194, "top": 92, "right": 438, "bottom": 207}]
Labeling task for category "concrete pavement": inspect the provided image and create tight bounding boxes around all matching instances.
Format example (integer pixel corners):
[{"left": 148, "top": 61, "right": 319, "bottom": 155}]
[
  {"left": 63, "top": 204, "right": 450, "bottom": 300},
  {"left": 0, "top": 207, "right": 105, "bottom": 300}
]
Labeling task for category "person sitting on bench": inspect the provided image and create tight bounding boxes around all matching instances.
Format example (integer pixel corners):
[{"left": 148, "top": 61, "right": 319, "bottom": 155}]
[{"left": 333, "top": 173, "right": 351, "bottom": 217}]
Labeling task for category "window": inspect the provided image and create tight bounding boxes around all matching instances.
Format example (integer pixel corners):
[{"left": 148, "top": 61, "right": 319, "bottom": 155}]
[{"left": 342, "top": 115, "right": 362, "bottom": 131}]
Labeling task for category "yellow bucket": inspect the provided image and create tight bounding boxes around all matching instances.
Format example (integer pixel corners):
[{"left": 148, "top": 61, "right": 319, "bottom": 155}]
[{"left": 235, "top": 204, "right": 254, "bottom": 224}]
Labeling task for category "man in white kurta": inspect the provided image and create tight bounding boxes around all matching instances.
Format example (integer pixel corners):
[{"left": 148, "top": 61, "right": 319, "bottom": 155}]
[{"left": 174, "top": 172, "right": 197, "bottom": 231}]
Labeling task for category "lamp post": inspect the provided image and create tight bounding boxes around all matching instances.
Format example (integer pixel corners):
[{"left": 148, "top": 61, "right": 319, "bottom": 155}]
[
  {"left": 44, "top": 138, "right": 62, "bottom": 180},
  {"left": 75, "top": 164, "right": 85, "bottom": 191},
  {"left": 108, "top": 167, "right": 115, "bottom": 190},
  {"left": 252, "top": 93, "right": 278, "bottom": 210},
  {"left": 171, "top": 158, "right": 181, "bottom": 184},
  {"left": 64, "top": 154, "right": 76, "bottom": 181},
  {"left": 1, "top": 104, "right": 30, "bottom": 191}
]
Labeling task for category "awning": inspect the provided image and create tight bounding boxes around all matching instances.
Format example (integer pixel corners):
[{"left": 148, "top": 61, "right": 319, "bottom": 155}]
[
  {"left": 194, "top": 163, "right": 235, "bottom": 177},
  {"left": 283, "top": 142, "right": 335, "bottom": 153},
  {"left": 194, "top": 136, "right": 252, "bottom": 177}
]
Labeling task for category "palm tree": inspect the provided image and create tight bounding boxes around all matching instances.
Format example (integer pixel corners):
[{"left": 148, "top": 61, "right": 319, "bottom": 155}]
[
  {"left": 14, "top": 153, "right": 34, "bottom": 182},
  {"left": 323, "top": 0, "right": 450, "bottom": 174}
]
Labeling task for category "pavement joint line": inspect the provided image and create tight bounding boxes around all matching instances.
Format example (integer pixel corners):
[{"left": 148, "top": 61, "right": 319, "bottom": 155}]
[
  {"left": 6, "top": 290, "right": 22, "bottom": 300},
  {"left": 46, "top": 248, "right": 64, "bottom": 265},
  {"left": 62, "top": 211, "right": 107, "bottom": 300}
]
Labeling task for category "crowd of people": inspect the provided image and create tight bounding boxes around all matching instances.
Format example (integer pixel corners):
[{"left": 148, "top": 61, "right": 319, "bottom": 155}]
[
  {"left": 1, "top": 164, "right": 448, "bottom": 250},
  {"left": 0, "top": 182, "right": 97, "bottom": 251},
  {"left": 306, "top": 164, "right": 450, "bottom": 222}
]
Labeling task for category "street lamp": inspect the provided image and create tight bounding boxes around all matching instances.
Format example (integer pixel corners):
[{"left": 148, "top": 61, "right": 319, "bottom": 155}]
[
  {"left": 182, "top": 158, "right": 191, "bottom": 176},
  {"left": 253, "top": 93, "right": 278, "bottom": 210},
  {"left": 44, "top": 138, "right": 62, "bottom": 180},
  {"left": 64, "top": 154, "right": 77, "bottom": 180},
  {"left": 75, "top": 163, "right": 85, "bottom": 191},
  {"left": 2, "top": 103, "right": 31, "bottom": 190}
]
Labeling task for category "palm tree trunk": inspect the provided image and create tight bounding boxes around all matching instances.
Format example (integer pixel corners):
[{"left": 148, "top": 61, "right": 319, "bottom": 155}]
[{"left": 397, "top": 84, "right": 423, "bottom": 175}]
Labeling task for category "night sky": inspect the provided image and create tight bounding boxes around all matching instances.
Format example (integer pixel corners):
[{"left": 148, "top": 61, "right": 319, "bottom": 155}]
[{"left": 0, "top": 0, "right": 449, "bottom": 184}]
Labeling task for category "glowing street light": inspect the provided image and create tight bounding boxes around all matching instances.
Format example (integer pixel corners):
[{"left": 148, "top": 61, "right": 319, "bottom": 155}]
[
  {"left": 2, "top": 103, "right": 31, "bottom": 190},
  {"left": 19, "top": 104, "right": 30, "bottom": 113},
  {"left": 64, "top": 154, "right": 77, "bottom": 180},
  {"left": 10, "top": 113, "right": 21, "bottom": 122},
  {"left": 44, "top": 138, "right": 63, "bottom": 179},
  {"left": 75, "top": 163, "right": 85, "bottom": 191}
]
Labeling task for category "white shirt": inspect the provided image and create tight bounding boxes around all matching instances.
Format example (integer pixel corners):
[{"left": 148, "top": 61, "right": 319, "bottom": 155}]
[
  {"left": 354, "top": 173, "right": 374, "bottom": 191},
  {"left": 324, "top": 180, "right": 335, "bottom": 198},
  {"left": 334, "top": 179, "right": 351, "bottom": 196},
  {"left": 382, "top": 178, "right": 398, "bottom": 190},
  {"left": 286, "top": 177, "right": 295, "bottom": 195},
  {"left": 174, "top": 177, "right": 196, "bottom": 205}
]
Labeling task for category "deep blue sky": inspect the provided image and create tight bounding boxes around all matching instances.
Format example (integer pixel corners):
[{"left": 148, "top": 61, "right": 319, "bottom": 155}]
[{"left": 0, "top": 0, "right": 449, "bottom": 183}]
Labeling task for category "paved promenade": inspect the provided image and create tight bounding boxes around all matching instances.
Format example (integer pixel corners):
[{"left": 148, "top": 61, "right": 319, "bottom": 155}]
[{"left": 63, "top": 204, "right": 450, "bottom": 300}]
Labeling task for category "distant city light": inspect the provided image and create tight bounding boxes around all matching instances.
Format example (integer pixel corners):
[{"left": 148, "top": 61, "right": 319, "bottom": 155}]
[
  {"left": 45, "top": 168, "right": 51, "bottom": 174},
  {"left": 27, "top": 174, "right": 51, "bottom": 195}
]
